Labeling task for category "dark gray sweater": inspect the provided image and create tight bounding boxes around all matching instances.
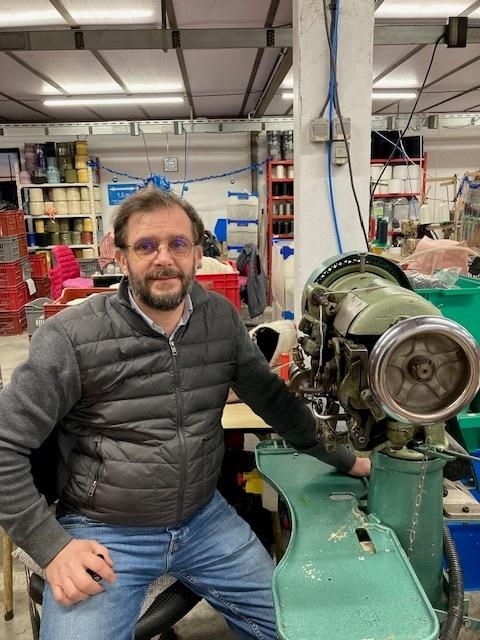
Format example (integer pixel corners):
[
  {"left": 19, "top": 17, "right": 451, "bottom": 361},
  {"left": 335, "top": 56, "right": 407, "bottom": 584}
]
[{"left": 0, "top": 281, "right": 355, "bottom": 568}]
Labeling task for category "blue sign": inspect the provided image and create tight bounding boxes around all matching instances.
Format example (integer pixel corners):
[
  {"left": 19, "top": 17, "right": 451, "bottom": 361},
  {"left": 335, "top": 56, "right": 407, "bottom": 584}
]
[{"left": 107, "top": 183, "right": 138, "bottom": 205}]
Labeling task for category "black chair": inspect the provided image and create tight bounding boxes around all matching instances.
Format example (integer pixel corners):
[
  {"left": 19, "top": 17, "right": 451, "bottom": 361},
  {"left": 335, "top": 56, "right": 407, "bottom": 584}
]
[{"left": 27, "top": 571, "right": 200, "bottom": 640}]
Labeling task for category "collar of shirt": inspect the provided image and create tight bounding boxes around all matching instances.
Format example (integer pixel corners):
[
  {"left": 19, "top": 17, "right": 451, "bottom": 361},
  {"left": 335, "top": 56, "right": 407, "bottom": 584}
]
[{"left": 128, "top": 287, "right": 193, "bottom": 340}]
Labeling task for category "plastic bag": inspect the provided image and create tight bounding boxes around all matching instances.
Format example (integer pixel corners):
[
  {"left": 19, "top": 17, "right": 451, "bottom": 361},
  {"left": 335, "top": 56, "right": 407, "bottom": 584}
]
[{"left": 406, "top": 267, "right": 461, "bottom": 290}]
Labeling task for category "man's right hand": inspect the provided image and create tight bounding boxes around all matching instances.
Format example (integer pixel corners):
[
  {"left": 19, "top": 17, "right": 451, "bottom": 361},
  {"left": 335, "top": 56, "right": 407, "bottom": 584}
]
[{"left": 45, "top": 539, "right": 116, "bottom": 606}]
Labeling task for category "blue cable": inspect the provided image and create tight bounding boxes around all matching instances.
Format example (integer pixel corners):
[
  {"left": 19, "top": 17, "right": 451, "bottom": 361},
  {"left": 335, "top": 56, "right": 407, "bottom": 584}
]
[{"left": 326, "top": 0, "right": 343, "bottom": 253}]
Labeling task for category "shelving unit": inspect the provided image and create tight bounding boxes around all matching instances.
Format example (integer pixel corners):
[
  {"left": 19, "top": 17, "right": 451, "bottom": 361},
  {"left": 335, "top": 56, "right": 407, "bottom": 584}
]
[
  {"left": 16, "top": 169, "right": 101, "bottom": 257},
  {"left": 266, "top": 160, "right": 294, "bottom": 280}
]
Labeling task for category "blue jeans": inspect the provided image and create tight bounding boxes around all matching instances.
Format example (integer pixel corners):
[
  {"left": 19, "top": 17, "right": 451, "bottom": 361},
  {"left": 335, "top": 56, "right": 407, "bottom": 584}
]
[{"left": 40, "top": 491, "right": 276, "bottom": 640}]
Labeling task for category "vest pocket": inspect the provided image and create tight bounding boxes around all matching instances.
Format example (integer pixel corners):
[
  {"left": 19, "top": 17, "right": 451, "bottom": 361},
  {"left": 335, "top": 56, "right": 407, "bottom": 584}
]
[{"left": 87, "top": 435, "right": 105, "bottom": 507}]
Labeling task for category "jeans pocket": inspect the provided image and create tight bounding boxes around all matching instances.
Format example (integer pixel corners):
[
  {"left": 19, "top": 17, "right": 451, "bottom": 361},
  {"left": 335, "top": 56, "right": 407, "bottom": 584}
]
[{"left": 58, "top": 513, "right": 105, "bottom": 529}]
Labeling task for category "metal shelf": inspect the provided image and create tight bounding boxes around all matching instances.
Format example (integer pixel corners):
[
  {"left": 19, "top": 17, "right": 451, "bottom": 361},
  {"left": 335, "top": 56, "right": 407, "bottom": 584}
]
[
  {"left": 21, "top": 183, "right": 99, "bottom": 188},
  {"left": 373, "top": 193, "right": 421, "bottom": 199},
  {"left": 28, "top": 244, "right": 94, "bottom": 251},
  {"left": 25, "top": 214, "right": 93, "bottom": 219}
]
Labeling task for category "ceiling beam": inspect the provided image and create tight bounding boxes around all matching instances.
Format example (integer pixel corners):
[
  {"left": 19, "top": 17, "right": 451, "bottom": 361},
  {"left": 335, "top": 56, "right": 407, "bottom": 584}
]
[
  {"left": 373, "top": 44, "right": 426, "bottom": 86},
  {"left": 253, "top": 48, "right": 292, "bottom": 117},
  {"left": 0, "top": 91, "right": 54, "bottom": 119},
  {"left": 3, "top": 52, "right": 69, "bottom": 95},
  {"left": 48, "top": 0, "right": 76, "bottom": 26},
  {"left": 165, "top": 0, "right": 196, "bottom": 119},
  {"left": 238, "top": 0, "right": 281, "bottom": 117},
  {"left": 460, "top": 0, "right": 480, "bottom": 16},
  {"left": 374, "top": 0, "right": 387, "bottom": 9},
  {"left": 421, "top": 84, "right": 480, "bottom": 112}
]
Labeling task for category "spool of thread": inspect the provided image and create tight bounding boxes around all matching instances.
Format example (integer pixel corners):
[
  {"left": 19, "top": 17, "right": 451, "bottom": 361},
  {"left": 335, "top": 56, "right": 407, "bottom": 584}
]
[
  {"left": 19, "top": 170, "right": 31, "bottom": 184},
  {"left": 51, "top": 232, "right": 61, "bottom": 245},
  {"left": 55, "top": 201, "right": 69, "bottom": 215},
  {"left": 404, "top": 178, "right": 421, "bottom": 194},
  {"left": 94, "top": 201, "right": 101, "bottom": 214},
  {"left": 371, "top": 165, "right": 392, "bottom": 181},
  {"left": 65, "top": 168, "right": 78, "bottom": 183},
  {"left": 43, "top": 201, "right": 55, "bottom": 214},
  {"left": 388, "top": 179, "right": 404, "bottom": 194},
  {"left": 34, "top": 219, "right": 45, "bottom": 233},
  {"left": 46, "top": 220, "right": 60, "bottom": 233},
  {"left": 71, "top": 231, "right": 82, "bottom": 244},
  {"left": 376, "top": 218, "right": 388, "bottom": 244},
  {"left": 59, "top": 231, "right": 71, "bottom": 245},
  {"left": 287, "top": 165, "right": 294, "bottom": 179},
  {"left": 375, "top": 181, "right": 389, "bottom": 194},
  {"left": 36, "top": 232, "right": 50, "bottom": 247},
  {"left": 29, "top": 188, "right": 44, "bottom": 202},
  {"left": 81, "top": 231, "right": 93, "bottom": 244},
  {"left": 59, "top": 220, "right": 70, "bottom": 232},
  {"left": 75, "top": 141, "right": 88, "bottom": 156},
  {"left": 93, "top": 188, "right": 101, "bottom": 202},
  {"left": 275, "top": 165, "right": 286, "bottom": 179},
  {"left": 75, "top": 155, "right": 88, "bottom": 169},
  {"left": 80, "top": 200, "right": 91, "bottom": 214},
  {"left": 68, "top": 200, "right": 82, "bottom": 215},
  {"left": 82, "top": 248, "right": 95, "bottom": 258},
  {"left": 51, "top": 188, "right": 67, "bottom": 202},
  {"left": 83, "top": 218, "right": 93, "bottom": 232},
  {"left": 77, "top": 168, "right": 89, "bottom": 183},
  {"left": 66, "top": 188, "right": 81, "bottom": 201},
  {"left": 80, "top": 187, "right": 90, "bottom": 201},
  {"left": 73, "top": 218, "right": 84, "bottom": 231},
  {"left": 56, "top": 142, "right": 69, "bottom": 157},
  {"left": 393, "top": 201, "right": 410, "bottom": 221},
  {"left": 27, "top": 232, "right": 37, "bottom": 247},
  {"left": 30, "top": 201, "right": 45, "bottom": 216}
]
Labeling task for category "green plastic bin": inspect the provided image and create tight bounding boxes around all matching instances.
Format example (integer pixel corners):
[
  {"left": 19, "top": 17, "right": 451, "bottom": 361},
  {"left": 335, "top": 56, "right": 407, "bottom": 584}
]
[{"left": 416, "top": 276, "right": 480, "bottom": 450}]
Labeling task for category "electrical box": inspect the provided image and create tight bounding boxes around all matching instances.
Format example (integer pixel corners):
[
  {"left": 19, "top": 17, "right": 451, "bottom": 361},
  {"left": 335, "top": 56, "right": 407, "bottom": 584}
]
[
  {"left": 310, "top": 118, "right": 329, "bottom": 142},
  {"left": 333, "top": 118, "right": 351, "bottom": 141},
  {"left": 332, "top": 141, "right": 348, "bottom": 165}
]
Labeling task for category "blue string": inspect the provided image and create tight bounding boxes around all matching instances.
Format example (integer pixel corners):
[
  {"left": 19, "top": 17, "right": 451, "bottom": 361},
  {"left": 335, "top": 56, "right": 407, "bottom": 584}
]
[
  {"left": 326, "top": 0, "right": 343, "bottom": 253},
  {"left": 87, "top": 158, "right": 269, "bottom": 191}
]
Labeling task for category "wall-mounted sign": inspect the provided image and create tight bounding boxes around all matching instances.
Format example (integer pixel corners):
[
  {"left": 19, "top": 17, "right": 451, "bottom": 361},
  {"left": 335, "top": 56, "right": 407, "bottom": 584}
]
[
  {"left": 163, "top": 157, "right": 178, "bottom": 172},
  {"left": 107, "top": 183, "right": 138, "bottom": 205}
]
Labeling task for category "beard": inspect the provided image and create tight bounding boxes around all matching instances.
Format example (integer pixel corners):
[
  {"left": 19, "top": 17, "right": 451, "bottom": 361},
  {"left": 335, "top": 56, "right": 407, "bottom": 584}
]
[{"left": 128, "top": 263, "right": 196, "bottom": 311}]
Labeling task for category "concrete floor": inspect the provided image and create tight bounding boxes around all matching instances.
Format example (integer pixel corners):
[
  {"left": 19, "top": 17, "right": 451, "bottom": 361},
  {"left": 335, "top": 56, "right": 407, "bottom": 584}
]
[{"left": 1, "top": 331, "right": 480, "bottom": 639}]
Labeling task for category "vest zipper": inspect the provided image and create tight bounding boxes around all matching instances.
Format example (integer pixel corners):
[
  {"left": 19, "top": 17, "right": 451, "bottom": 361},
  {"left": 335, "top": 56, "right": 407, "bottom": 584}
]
[
  {"left": 170, "top": 339, "right": 186, "bottom": 521},
  {"left": 87, "top": 436, "right": 103, "bottom": 501}
]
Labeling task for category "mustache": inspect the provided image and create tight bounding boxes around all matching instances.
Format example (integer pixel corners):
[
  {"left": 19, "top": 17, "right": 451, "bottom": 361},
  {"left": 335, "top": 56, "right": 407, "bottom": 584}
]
[{"left": 146, "top": 268, "right": 183, "bottom": 280}]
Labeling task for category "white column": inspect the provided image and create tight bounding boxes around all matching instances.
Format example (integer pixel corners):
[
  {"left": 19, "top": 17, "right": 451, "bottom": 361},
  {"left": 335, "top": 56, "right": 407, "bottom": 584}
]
[{"left": 293, "top": 0, "right": 374, "bottom": 316}]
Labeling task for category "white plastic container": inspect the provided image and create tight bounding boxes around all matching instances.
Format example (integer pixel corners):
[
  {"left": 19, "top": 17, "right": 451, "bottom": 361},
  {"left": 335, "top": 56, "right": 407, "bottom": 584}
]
[
  {"left": 272, "top": 240, "right": 294, "bottom": 309},
  {"left": 227, "top": 221, "right": 258, "bottom": 246},
  {"left": 227, "top": 192, "right": 259, "bottom": 221}
]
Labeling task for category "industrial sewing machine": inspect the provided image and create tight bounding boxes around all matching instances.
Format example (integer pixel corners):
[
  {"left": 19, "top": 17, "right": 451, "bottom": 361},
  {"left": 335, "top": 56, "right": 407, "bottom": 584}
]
[{"left": 256, "top": 252, "right": 480, "bottom": 640}]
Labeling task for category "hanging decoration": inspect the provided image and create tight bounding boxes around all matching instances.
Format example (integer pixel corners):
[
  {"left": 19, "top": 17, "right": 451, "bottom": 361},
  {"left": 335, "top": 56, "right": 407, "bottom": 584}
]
[{"left": 87, "top": 158, "right": 268, "bottom": 193}]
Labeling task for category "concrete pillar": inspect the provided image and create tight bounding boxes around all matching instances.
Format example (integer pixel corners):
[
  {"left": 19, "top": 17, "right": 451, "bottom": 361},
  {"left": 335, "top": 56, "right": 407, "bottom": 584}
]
[{"left": 293, "top": 0, "right": 374, "bottom": 316}]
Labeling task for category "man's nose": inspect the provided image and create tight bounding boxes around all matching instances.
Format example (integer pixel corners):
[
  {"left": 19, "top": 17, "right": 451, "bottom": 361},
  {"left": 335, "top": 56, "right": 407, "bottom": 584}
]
[{"left": 152, "top": 243, "right": 173, "bottom": 264}]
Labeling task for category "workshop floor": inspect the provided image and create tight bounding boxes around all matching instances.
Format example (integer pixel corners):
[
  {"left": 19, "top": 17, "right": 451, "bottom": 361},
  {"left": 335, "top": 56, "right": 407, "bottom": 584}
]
[{"left": 1, "top": 332, "right": 480, "bottom": 640}]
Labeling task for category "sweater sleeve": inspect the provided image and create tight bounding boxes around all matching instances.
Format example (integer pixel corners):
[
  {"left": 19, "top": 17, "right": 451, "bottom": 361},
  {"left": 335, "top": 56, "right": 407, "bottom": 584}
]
[
  {"left": 231, "top": 314, "right": 356, "bottom": 472},
  {"left": 0, "top": 319, "right": 82, "bottom": 567}
]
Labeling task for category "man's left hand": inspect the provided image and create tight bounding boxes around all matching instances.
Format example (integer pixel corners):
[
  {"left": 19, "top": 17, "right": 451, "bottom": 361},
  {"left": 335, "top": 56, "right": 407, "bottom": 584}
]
[{"left": 347, "top": 457, "right": 371, "bottom": 477}]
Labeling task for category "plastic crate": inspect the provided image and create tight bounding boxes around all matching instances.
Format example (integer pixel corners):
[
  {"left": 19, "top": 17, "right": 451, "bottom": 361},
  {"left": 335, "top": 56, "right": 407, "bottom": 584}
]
[
  {"left": 416, "top": 276, "right": 480, "bottom": 344},
  {"left": 28, "top": 253, "right": 49, "bottom": 279},
  {"left": 25, "top": 297, "right": 52, "bottom": 335},
  {"left": 0, "top": 282, "right": 28, "bottom": 311},
  {"left": 227, "top": 191, "right": 259, "bottom": 221},
  {"left": 0, "top": 210, "right": 24, "bottom": 237},
  {"left": 446, "top": 520, "right": 480, "bottom": 590},
  {"left": 44, "top": 287, "right": 113, "bottom": 318},
  {"left": 78, "top": 258, "right": 101, "bottom": 277},
  {"left": 0, "top": 260, "right": 23, "bottom": 288},
  {"left": 0, "top": 308, "right": 26, "bottom": 335},
  {"left": 195, "top": 271, "right": 240, "bottom": 310},
  {"left": 33, "top": 276, "right": 51, "bottom": 298},
  {"left": 0, "top": 235, "right": 21, "bottom": 263},
  {"left": 21, "top": 257, "right": 31, "bottom": 281}
]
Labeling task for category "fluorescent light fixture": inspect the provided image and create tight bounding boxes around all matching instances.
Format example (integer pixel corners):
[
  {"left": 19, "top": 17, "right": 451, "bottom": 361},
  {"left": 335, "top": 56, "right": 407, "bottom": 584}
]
[
  {"left": 44, "top": 96, "right": 184, "bottom": 107},
  {"left": 375, "top": 2, "right": 466, "bottom": 18},
  {"left": 0, "top": 10, "right": 62, "bottom": 25},
  {"left": 281, "top": 92, "right": 294, "bottom": 100},
  {"left": 372, "top": 91, "right": 417, "bottom": 100},
  {"left": 70, "top": 9, "right": 154, "bottom": 20}
]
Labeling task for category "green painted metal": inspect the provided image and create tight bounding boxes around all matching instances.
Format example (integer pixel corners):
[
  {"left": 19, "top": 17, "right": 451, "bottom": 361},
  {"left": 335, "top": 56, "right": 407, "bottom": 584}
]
[
  {"left": 256, "top": 441, "right": 440, "bottom": 640},
  {"left": 367, "top": 452, "right": 446, "bottom": 608}
]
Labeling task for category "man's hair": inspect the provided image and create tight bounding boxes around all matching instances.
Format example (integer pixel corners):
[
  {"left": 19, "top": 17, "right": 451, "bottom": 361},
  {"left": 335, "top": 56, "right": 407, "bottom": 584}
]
[{"left": 113, "top": 189, "right": 205, "bottom": 249}]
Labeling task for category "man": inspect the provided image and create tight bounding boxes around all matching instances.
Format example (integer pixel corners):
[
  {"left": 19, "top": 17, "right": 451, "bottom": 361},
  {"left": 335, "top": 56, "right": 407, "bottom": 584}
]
[{"left": 0, "top": 189, "right": 369, "bottom": 640}]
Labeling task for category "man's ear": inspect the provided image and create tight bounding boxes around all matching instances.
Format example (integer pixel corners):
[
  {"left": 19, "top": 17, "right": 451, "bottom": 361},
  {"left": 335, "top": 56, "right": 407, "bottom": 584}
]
[{"left": 115, "top": 248, "right": 129, "bottom": 276}]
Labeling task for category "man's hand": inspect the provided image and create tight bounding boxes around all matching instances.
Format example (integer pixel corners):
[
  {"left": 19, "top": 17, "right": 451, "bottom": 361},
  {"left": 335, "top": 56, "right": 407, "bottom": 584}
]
[
  {"left": 347, "top": 456, "right": 371, "bottom": 477},
  {"left": 45, "top": 539, "right": 116, "bottom": 607}
]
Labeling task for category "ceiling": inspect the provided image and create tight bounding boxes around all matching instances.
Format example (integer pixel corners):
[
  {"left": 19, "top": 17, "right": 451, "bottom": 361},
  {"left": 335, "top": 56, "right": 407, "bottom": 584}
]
[{"left": 0, "top": 0, "right": 479, "bottom": 124}]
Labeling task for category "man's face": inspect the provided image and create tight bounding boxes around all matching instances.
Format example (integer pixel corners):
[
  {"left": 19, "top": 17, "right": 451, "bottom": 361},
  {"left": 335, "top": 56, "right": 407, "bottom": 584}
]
[{"left": 116, "top": 205, "right": 203, "bottom": 311}]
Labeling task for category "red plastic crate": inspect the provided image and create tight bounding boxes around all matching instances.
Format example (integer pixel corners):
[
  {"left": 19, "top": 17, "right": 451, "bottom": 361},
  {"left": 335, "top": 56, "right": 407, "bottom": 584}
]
[
  {"left": 0, "top": 261, "right": 24, "bottom": 288},
  {"left": 18, "top": 234, "right": 28, "bottom": 258},
  {"left": 195, "top": 271, "right": 240, "bottom": 310},
  {"left": 33, "top": 276, "right": 51, "bottom": 298},
  {"left": 44, "top": 287, "right": 113, "bottom": 318},
  {"left": 0, "top": 308, "right": 26, "bottom": 335},
  {"left": 0, "top": 282, "right": 28, "bottom": 311},
  {"left": 28, "top": 254, "right": 49, "bottom": 279},
  {"left": 0, "top": 210, "right": 24, "bottom": 237}
]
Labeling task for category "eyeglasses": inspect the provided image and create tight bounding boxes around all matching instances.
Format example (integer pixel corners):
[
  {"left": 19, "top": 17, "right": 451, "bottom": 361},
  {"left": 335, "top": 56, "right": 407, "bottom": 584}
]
[{"left": 128, "top": 236, "right": 195, "bottom": 260}]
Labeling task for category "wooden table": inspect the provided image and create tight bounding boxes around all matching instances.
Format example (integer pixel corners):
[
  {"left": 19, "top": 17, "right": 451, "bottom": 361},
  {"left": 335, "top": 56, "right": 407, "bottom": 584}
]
[{"left": 222, "top": 403, "right": 272, "bottom": 432}]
